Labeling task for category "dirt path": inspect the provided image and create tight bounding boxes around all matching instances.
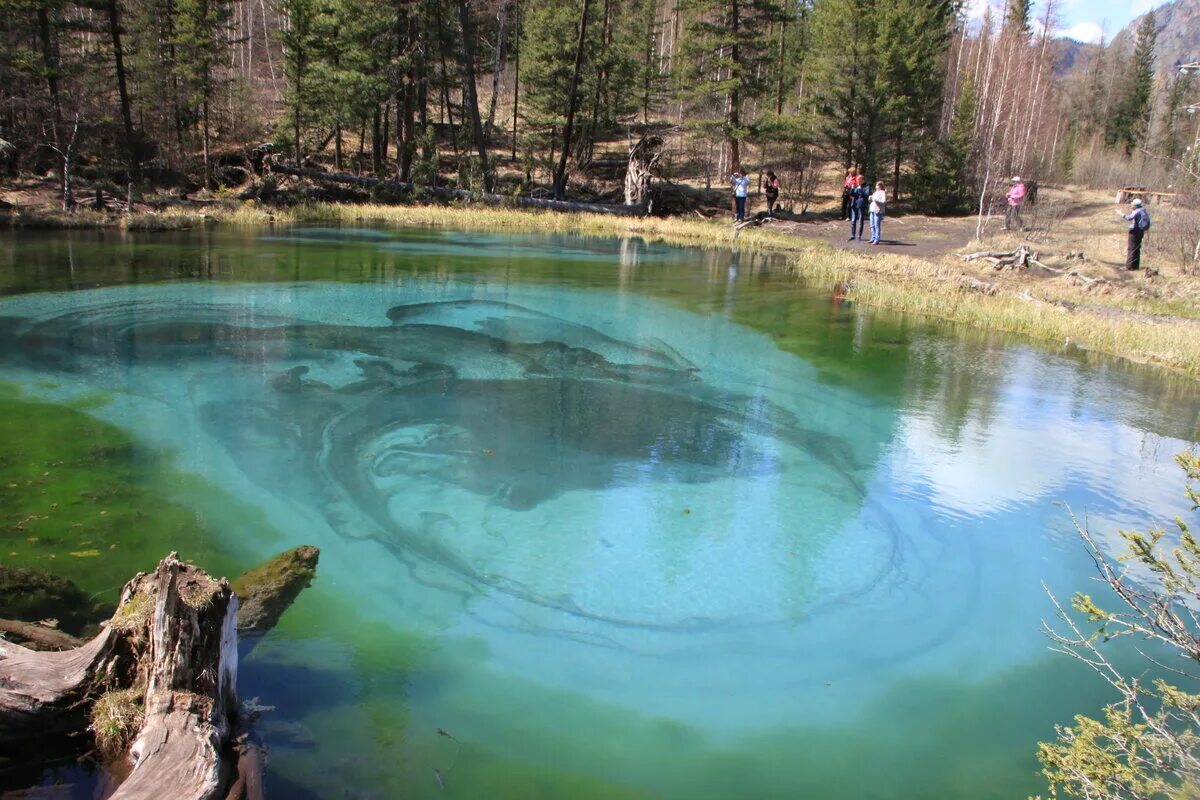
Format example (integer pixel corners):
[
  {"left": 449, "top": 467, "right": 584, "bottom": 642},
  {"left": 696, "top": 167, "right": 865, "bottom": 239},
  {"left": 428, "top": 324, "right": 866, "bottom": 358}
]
[{"left": 758, "top": 212, "right": 979, "bottom": 259}]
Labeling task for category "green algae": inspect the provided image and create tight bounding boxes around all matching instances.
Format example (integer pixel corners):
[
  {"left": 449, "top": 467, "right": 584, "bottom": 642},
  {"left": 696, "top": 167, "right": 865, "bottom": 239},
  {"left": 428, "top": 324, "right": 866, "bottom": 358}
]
[{"left": 0, "top": 393, "right": 258, "bottom": 605}]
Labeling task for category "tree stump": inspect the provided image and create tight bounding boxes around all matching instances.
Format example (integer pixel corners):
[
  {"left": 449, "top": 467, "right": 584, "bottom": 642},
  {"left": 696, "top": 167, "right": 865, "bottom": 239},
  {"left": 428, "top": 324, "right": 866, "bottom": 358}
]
[{"left": 0, "top": 547, "right": 318, "bottom": 799}]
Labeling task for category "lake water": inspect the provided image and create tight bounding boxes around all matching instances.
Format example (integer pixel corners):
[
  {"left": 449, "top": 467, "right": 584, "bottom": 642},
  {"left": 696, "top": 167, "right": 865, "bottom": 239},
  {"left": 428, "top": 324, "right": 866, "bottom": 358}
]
[{"left": 1, "top": 225, "right": 1198, "bottom": 799}]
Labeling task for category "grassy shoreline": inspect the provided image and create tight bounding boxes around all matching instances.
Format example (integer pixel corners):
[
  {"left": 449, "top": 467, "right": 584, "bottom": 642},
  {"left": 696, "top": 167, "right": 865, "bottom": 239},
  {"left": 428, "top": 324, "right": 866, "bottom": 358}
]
[{"left": 5, "top": 201, "right": 1200, "bottom": 376}]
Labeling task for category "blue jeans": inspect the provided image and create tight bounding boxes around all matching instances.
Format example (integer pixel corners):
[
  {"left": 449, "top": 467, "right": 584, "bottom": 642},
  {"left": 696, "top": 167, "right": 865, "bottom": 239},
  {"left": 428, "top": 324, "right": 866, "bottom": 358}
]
[
  {"left": 734, "top": 196, "right": 747, "bottom": 220},
  {"left": 869, "top": 212, "right": 883, "bottom": 243},
  {"left": 849, "top": 207, "right": 864, "bottom": 239}
]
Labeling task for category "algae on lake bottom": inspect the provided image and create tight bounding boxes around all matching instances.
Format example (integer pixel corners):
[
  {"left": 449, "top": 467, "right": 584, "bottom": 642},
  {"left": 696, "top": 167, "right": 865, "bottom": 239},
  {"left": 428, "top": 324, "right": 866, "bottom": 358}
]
[{"left": 0, "top": 388, "right": 255, "bottom": 604}]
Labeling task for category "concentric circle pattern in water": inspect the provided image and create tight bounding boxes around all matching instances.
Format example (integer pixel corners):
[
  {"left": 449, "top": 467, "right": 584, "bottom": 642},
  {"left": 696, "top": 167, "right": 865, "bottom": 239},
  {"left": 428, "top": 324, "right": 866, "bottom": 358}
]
[{"left": 1, "top": 227, "right": 1198, "bottom": 800}]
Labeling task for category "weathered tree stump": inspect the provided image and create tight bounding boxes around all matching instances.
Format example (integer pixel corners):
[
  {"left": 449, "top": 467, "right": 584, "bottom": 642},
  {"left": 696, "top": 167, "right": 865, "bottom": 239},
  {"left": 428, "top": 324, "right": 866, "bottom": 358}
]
[{"left": 0, "top": 546, "right": 318, "bottom": 799}]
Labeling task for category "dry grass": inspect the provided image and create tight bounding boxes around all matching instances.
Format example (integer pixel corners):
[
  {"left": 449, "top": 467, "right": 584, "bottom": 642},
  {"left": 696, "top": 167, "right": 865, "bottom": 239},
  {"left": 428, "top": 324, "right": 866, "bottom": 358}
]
[
  {"left": 808, "top": 249, "right": 1200, "bottom": 374},
  {"left": 90, "top": 688, "right": 144, "bottom": 759},
  {"left": 109, "top": 591, "right": 154, "bottom": 633}
]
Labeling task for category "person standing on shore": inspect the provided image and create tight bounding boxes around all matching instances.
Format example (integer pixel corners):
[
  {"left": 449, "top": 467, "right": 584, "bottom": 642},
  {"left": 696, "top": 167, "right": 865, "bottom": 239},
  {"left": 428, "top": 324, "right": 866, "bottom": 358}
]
[
  {"left": 1117, "top": 198, "right": 1151, "bottom": 270},
  {"left": 1003, "top": 176, "right": 1026, "bottom": 231},
  {"left": 841, "top": 168, "right": 858, "bottom": 220},
  {"left": 848, "top": 175, "right": 869, "bottom": 241},
  {"left": 868, "top": 181, "right": 887, "bottom": 244},
  {"left": 732, "top": 170, "right": 751, "bottom": 221},
  {"left": 765, "top": 170, "right": 781, "bottom": 218}
]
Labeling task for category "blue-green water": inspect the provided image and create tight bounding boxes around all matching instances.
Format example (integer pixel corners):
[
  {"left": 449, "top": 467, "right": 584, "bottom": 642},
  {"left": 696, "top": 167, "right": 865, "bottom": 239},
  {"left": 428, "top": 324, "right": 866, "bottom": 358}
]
[{"left": 1, "top": 226, "right": 1198, "bottom": 799}]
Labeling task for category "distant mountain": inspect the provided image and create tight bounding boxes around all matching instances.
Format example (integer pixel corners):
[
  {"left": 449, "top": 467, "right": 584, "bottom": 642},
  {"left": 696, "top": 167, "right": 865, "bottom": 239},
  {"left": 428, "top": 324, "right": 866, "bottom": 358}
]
[
  {"left": 1050, "top": 37, "right": 1095, "bottom": 76},
  {"left": 1112, "top": 0, "right": 1200, "bottom": 74}
]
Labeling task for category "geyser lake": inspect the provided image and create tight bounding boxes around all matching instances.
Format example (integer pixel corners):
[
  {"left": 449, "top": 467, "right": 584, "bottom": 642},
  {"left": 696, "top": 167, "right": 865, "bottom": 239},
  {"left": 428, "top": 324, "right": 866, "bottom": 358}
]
[{"left": 2, "top": 225, "right": 1198, "bottom": 799}]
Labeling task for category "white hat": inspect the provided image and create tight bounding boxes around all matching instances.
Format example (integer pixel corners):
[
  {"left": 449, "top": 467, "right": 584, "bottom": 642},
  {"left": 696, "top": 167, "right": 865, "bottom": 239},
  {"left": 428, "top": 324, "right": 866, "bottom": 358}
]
[
  {"left": 1011, "top": 176, "right": 1021, "bottom": 182},
  {"left": 1132, "top": 198, "right": 1143, "bottom": 206}
]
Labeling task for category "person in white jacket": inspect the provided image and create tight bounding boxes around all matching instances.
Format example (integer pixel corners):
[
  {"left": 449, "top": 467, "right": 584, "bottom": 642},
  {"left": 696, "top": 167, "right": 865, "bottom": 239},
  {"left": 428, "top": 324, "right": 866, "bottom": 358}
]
[{"left": 868, "top": 182, "right": 887, "bottom": 245}]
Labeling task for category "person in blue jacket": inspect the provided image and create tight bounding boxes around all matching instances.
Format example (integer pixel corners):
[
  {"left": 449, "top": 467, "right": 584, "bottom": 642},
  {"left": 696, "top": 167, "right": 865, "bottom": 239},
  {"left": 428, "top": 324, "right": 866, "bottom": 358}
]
[
  {"left": 848, "top": 174, "right": 869, "bottom": 241},
  {"left": 731, "top": 170, "right": 751, "bottom": 221}
]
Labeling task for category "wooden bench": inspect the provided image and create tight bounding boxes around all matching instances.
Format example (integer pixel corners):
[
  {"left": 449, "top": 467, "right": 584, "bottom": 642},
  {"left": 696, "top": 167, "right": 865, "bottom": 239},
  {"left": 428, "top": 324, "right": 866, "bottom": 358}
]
[{"left": 1116, "top": 187, "right": 1177, "bottom": 205}]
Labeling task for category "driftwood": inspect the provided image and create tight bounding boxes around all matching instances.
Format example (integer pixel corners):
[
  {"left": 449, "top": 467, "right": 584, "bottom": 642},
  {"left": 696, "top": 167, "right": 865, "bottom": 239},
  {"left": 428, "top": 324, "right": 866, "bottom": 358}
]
[
  {"left": 270, "top": 163, "right": 647, "bottom": 216},
  {"left": 0, "top": 626, "right": 122, "bottom": 743},
  {"left": 961, "top": 245, "right": 1035, "bottom": 270},
  {"left": 0, "top": 546, "right": 319, "bottom": 799}
]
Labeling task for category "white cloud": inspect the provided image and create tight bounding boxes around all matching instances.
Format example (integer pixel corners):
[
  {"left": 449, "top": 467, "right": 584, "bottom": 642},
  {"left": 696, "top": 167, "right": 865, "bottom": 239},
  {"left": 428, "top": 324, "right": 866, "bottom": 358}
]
[
  {"left": 1059, "top": 21, "right": 1105, "bottom": 44},
  {"left": 965, "top": 0, "right": 996, "bottom": 21}
]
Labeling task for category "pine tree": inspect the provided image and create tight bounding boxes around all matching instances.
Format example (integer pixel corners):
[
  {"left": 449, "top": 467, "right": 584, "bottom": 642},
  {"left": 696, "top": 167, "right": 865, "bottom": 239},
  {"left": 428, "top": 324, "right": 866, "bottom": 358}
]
[
  {"left": 633, "top": 0, "right": 668, "bottom": 124},
  {"left": 1004, "top": 0, "right": 1031, "bottom": 37},
  {"left": 277, "top": 0, "right": 321, "bottom": 166},
  {"left": 909, "top": 74, "right": 974, "bottom": 214},
  {"left": 807, "top": 0, "right": 879, "bottom": 175},
  {"left": 674, "top": 0, "right": 784, "bottom": 172},
  {"left": 874, "top": 0, "right": 956, "bottom": 196},
  {"left": 1106, "top": 10, "right": 1157, "bottom": 155},
  {"left": 173, "top": 0, "right": 235, "bottom": 187}
]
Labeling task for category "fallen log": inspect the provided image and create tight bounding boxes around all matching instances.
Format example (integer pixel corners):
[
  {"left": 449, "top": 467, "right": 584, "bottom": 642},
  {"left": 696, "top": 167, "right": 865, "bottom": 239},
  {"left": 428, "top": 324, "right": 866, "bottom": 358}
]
[
  {"left": 0, "top": 617, "right": 84, "bottom": 651},
  {"left": 269, "top": 164, "right": 648, "bottom": 216},
  {"left": 1, "top": 546, "right": 319, "bottom": 799}
]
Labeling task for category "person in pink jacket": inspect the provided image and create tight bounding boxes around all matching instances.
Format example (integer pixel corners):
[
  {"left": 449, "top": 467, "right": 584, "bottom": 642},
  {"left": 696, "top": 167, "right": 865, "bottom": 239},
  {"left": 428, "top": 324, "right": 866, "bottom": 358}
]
[{"left": 1003, "top": 176, "right": 1026, "bottom": 231}]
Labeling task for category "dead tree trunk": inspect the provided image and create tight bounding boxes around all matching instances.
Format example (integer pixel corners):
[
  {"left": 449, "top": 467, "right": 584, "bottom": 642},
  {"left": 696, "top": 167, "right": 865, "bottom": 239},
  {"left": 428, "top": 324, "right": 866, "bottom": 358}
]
[
  {"left": 456, "top": 0, "right": 493, "bottom": 191},
  {"left": 624, "top": 134, "right": 664, "bottom": 207}
]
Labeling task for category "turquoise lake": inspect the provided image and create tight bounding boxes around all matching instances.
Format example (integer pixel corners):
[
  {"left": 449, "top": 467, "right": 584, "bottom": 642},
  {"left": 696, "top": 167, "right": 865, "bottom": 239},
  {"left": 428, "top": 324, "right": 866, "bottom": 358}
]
[{"left": 1, "top": 225, "right": 1198, "bottom": 799}]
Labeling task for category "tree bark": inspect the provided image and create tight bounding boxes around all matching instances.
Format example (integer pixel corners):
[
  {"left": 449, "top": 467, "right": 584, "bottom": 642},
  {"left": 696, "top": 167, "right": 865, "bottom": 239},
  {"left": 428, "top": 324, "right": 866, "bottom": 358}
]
[
  {"left": 484, "top": 0, "right": 511, "bottom": 139},
  {"left": 553, "top": 0, "right": 592, "bottom": 199},
  {"left": 0, "top": 627, "right": 121, "bottom": 743},
  {"left": 727, "top": 0, "right": 741, "bottom": 171},
  {"left": 457, "top": 0, "right": 492, "bottom": 190},
  {"left": 35, "top": 6, "right": 71, "bottom": 210},
  {"left": 106, "top": 0, "right": 139, "bottom": 180},
  {"left": 775, "top": 10, "right": 786, "bottom": 115},
  {"left": 583, "top": 0, "right": 613, "bottom": 165},
  {"left": 511, "top": 16, "right": 520, "bottom": 162},
  {"left": 396, "top": 2, "right": 416, "bottom": 182}
]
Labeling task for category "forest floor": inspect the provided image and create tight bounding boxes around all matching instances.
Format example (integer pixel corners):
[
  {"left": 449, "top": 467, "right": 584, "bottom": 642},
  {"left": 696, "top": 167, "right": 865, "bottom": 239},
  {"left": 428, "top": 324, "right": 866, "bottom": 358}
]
[{"left": 3, "top": 176, "right": 1199, "bottom": 374}]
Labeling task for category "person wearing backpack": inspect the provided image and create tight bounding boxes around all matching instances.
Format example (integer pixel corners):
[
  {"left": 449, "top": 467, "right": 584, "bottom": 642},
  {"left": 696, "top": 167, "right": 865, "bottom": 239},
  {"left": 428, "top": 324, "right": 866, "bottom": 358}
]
[{"left": 1117, "top": 198, "right": 1151, "bottom": 270}]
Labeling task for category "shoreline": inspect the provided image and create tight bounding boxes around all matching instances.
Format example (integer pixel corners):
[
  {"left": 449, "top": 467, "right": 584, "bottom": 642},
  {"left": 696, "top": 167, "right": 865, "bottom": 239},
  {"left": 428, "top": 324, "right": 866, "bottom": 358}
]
[{"left": 4, "top": 201, "right": 1200, "bottom": 377}]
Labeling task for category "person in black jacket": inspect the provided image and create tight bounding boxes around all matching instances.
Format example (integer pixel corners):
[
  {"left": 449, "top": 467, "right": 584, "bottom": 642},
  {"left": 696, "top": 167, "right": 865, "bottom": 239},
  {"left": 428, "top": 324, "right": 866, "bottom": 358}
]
[{"left": 848, "top": 175, "right": 869, "bottom": 241}]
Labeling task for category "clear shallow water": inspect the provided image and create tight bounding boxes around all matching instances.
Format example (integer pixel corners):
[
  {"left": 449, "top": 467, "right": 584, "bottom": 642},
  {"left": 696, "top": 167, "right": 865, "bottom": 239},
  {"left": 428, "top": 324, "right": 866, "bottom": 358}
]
[{"left": 1, "top": 226, "right": 1199, "bottom": 799}]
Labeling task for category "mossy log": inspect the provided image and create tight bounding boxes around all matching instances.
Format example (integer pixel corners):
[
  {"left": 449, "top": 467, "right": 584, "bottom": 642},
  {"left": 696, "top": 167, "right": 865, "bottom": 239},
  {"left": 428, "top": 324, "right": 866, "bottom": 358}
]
[
  {"left": 234, "top": 544, "right": 319, "bottom": 636},
  {"left": 0, "top": 546, "right": 318, "bottom": 799}
]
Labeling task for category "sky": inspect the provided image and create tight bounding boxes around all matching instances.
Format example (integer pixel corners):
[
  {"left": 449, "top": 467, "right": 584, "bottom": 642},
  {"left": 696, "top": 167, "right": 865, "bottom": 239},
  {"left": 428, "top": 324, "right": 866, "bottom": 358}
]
[{"left": 964, "top": 0, "right": 1174, "bottom": 44}]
